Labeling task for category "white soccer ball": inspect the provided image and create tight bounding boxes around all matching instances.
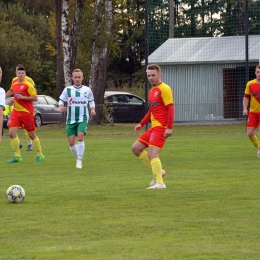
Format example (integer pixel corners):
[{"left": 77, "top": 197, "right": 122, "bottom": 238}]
[{"left": 6, "top": 185, "right": 25, "bottom": 203}]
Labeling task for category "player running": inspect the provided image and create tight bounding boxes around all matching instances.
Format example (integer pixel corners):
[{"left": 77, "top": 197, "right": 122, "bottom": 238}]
[
  {"left": 59, "top": 69, "right": 96, "bottom": 169},
  {"left": 5, "top": 66, "right": 44, "bottom": 163}
]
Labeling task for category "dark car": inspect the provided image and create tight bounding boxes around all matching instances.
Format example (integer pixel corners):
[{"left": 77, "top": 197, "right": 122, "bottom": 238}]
[
  {"left": 33, "top": 95, "right": 63, "bottom": 127},
  {"left": 3, "top": 95, "right": 63, "bottom": 128},
  {"left": 104, "top": 91, "right": 146, "bottom": 123}
]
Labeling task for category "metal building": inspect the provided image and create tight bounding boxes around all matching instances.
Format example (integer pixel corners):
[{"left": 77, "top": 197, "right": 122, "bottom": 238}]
[{"left": 147, "top": 35, "right": 260, "bottom": 122}]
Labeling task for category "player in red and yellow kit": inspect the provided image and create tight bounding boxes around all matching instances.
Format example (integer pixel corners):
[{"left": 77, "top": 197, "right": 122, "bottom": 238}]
[
  {"left": 8, "top": 64, "right": 35, "bottom": 151},
  {"left": 5, "top": 66, "right": 44, "bottom": 163},
  {"left": 243, "top": 65, "right": 260, "bottom": 157},
  {"left": 131, "top": 64, "right": 174, "bottom": 189}
]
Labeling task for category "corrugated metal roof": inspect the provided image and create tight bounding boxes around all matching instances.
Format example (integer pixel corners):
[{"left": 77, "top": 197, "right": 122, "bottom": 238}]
[{"left": 147, "top": 35, "right": 260, "bottom": 65}]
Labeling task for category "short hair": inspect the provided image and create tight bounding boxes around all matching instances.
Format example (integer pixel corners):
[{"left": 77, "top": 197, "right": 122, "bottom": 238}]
[
  {"left": 16, "top": 64, "right": 24, "bottom": 68},
  {"left": 17, "top": 66, "right": 26, "bottom": 72},
  {"left": 147, "top": 64, "right": 161, "bottom": 73},
  {"left": 256, "top": 65, "right": 260, "bottom": 70},
  {"left": 72, "top": 69, "right": 83, "bottom": 74},
  {"left": 72, "top": 69, "right": 83, "bottom": 77}
]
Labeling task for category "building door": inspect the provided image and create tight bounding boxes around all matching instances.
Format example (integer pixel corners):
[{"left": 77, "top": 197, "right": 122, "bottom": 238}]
[{"left": 223, "top": 69, "right": 239, "bottom": 118}]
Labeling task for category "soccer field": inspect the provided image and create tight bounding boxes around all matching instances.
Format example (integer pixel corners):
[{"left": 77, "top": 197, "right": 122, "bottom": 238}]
[{"left": 0, "top": 125, "right": 260, "bottom": 259}]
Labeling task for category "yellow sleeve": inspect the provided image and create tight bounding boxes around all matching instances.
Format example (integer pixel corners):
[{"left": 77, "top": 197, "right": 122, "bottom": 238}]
[
  {"left": 11, "top": 77, "right": 17, "bottom": 90},
  {"left": 245, "top": 79, "right": 256, "bottom": 95},
  {"left": 25, "top": 76, "right": 35, "bottom": 87},
  {"left": 160, "top": 83, "right": 174, "bottom": 105},
  {"left": 27, "top": 81, "right": 37, "bottom": 96}
]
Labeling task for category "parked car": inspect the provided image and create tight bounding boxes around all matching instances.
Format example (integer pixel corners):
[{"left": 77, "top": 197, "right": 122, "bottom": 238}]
[
  {"left": 34, "top": 95, "right": 63, "bottom": 127},
  {"left": 3, "top": 95, "right": 63, "bottom": 128},
  {"left": 104, "top": 91, "right": 146, "bottom": 123}
]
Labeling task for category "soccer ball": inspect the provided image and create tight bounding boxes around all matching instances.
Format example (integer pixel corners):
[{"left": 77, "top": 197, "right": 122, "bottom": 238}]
[{"left": 6, "top": 185, "right": 25, "bottom": 203}]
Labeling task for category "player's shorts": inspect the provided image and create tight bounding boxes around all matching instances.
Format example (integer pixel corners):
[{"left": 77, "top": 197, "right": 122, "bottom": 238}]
[
  {"left": 66, "top": 121, "right": 87, "bottom": 137},
  {"left": 9, "top": 110, "right": 36, "bottom": 132},
  {"left": 138, "top": 126, "right": 167, "bottom": 149},
  {"left": 247, "top": 112, "right": 260, "bottom": 128}
]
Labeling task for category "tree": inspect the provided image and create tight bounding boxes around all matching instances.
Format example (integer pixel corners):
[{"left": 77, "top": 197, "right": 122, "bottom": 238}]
[
  {"left": 89, "top": 0, "right": 112, "bottom": 124},
  {"left": 56, "top": 0, "right": 63, "bottom": 95},
  {"left": 0, "top": 4, "right": 42, "bottom": 89},
  {"left": 107, "top": 0, "right": 146, "bottom": 88},
  {"left": 62, "top": 0, "right": 85, "bottom": 87}
]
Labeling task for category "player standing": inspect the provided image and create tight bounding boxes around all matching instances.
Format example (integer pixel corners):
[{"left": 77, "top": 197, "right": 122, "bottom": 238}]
[
  {"left": 0, "top": 67, "right": 5, "bottom": 145},
  {"left": 5, "top": 66, "right": 44, "bottom": 163},
  {"left": 59, "top": 69, "right": 96, "bottom": 169},
  {"left": 131, "top": 64, "right": 174, "bottom": 189},
  {"left": 243, "top": 65, "right": 260, "bottom": 157}
]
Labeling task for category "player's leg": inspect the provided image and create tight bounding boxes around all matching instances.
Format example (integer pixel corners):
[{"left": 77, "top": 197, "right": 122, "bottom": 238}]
[
  {"left": 66, "top": 123, "right": 78, "bottom": 158},
  {"left": 247, "top": 112, "right": 260, "bottom": 157},
  {"left": 28, "top": 132, "right": 44, "bottom": 162},
  {"left": 7, "top": 113, "right": 22, "bottom": 149},
  {"left": 23, "top": 113, "right": 44, "bottom": 162},
  {"left": 8, "top": 110, "right": 23, "bottom": 163},
  {"left": 24, "top": 129, "right": 33, "bottom": 151},
  {"left": 146, "top": 127, "right": 167, "bottom": 189},
  {"left": 8, "top": 127, "right": 22, "bottom": 163},
  {"left": 132, "top": 129, "right": 166, "bottom": 186},
  {"left": 147, "top": 146, "right": 164, "bottom": 185},
  {"left": 75, "top": 122, "right": 87, "bottom": 169},
  {"left": 132, "top": 140, "right": 150, "bottom": 165}
]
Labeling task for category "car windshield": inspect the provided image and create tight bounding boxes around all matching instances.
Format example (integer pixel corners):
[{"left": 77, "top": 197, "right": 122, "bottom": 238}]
[{"left": 126, "top": 95, "right": 143, "bottom": 104}]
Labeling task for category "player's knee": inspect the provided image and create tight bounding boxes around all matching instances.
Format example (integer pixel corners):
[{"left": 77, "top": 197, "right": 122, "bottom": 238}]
[{"left": 131, "top": 143, "right": 140, "bottom": 156}]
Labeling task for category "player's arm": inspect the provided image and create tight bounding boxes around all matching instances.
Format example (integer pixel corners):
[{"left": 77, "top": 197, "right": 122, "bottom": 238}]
[
  {"left": 58, "top": 89, "right": 68, "bottom": 112},
  {"left": 164, "top": 104, "right": 174, "bottom": 138},
  {"left": 243, "top": 94, "right": 250, "bottom": 116},
  {"left": 15, "top": 94, "right": 37, "bottom": 101},
  {"left": 89, "top": 100, "right": 96, "bottom": 116},
  {"left": 58, "top": 99, "right": 67, "bottom": 112},
  {"left": 134, "top": 111, "right": 151, "bottom": 134},
  {"left": 6, "top": 89, "right": 13, "bottom": 98}
]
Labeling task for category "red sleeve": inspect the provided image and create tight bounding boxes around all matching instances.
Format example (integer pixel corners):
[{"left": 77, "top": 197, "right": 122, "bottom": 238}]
[
  {"left": 140, "top": 111, "right": 151, "bottom": 126},
  {"left": 244, "top": 93, "right": 250, "bottom": 98},
  {"left": 167, "top": 104, "right": 174, "bottom": 129}
]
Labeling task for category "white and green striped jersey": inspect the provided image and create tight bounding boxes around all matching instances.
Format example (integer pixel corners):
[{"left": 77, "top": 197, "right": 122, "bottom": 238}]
[
  {"left": 0, "top": 87, "right": 5, "bottom": 111},
  {"left": 59, "top": 85, "right": 95, "bottom": 124}
]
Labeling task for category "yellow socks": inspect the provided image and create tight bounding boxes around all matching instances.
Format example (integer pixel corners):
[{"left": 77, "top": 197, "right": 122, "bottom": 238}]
[
  {"left": 249, "top": 135, "right": 260, "bottom": 149},
  {"left": 32, "top": 137, "right": 43, "bottom": 156},
  {"left": 138, "top": 151, "right": 164, "bottom": 185},
  {"left": 24, "top": 129, "right": 32, "bottom": 144},
  {"left": 138, "top": 150, "right": 151, "bottom": 168},
  {"left": 11, "top": 136, "right": 21, "bottom": 157},
  {"left": 151, "top": 158, "right": 163, "bottom": 184}
]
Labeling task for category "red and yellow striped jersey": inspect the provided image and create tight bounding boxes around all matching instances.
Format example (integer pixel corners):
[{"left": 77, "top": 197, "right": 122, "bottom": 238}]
[
  {"left": 11, "top": 80, "right": 36, "bottom": 114},
  {"left": 149, "top": 82, "right": 174, "bottom": 127},
  {"left": 244, "top": 79, "right": 260, "bottom": 112}
]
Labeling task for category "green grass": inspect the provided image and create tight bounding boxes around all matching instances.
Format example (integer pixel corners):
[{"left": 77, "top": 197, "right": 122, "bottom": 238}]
[{"left": 0, "top": 125, "right": 260, "bottom": 259}]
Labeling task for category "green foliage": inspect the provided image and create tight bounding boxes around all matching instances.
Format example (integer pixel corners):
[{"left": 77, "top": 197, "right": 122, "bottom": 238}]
[
  {"left": 1, "top": 125, "right": 260, "bottom": 259},
  {"left": 0, "top": 2, "right": 56, "bottom": 93},
  {"left": 0, "top": 17, "right": 41, "bottom": 89},
  {"left": 36, "top": 61, "right": 58, "bottom": 98}
]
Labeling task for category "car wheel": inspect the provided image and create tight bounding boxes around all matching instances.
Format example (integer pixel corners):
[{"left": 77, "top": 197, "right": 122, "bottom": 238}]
[{"left": 35, "top": 114, "right": 42, "bottom": 127}]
